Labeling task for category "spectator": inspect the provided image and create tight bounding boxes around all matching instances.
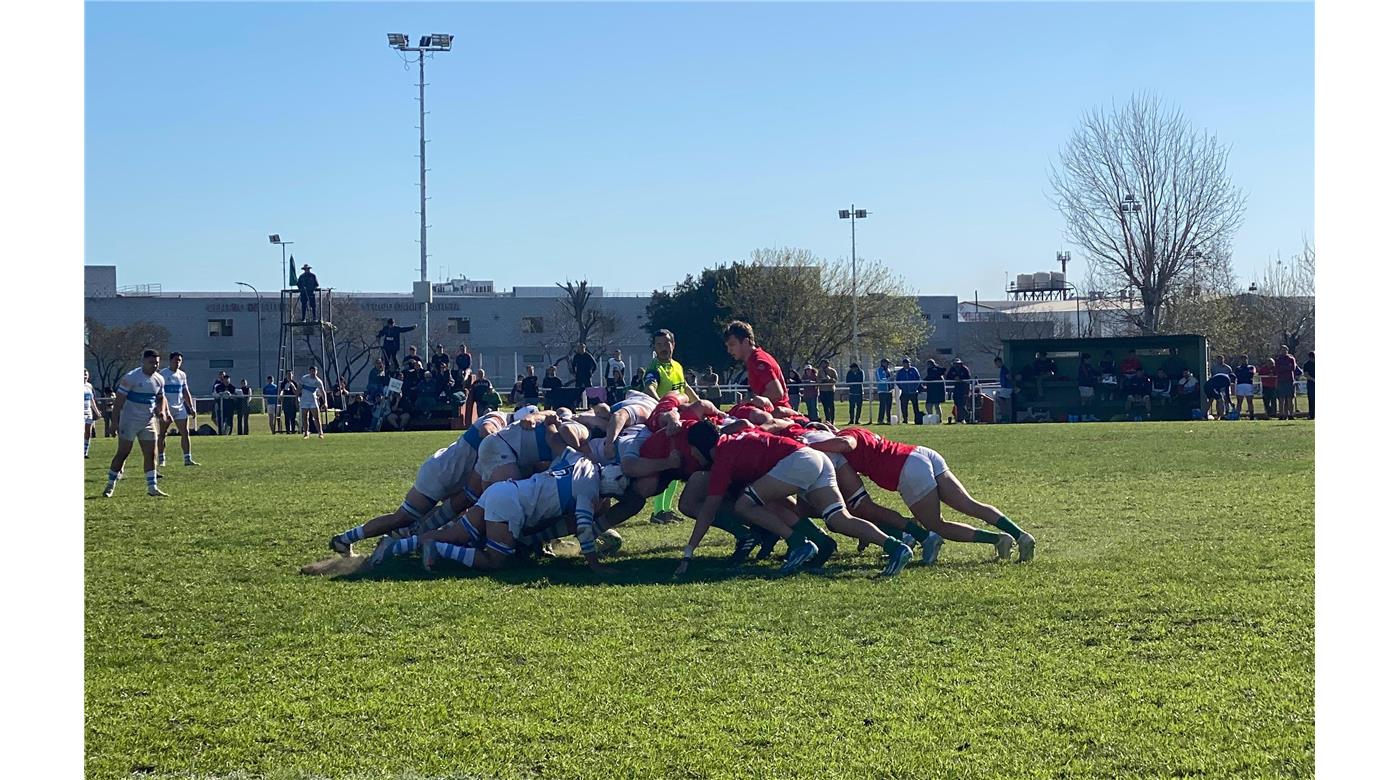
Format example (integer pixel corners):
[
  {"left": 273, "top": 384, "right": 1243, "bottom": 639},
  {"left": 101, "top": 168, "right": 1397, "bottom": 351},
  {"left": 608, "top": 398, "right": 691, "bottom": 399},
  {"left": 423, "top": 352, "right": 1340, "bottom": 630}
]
[
  {"left": 1124, "top": 368, "right": 1153, "bottom": 417},
  {"left": 212, "top": 372, "right": 237, "bottom": 435},
  {"left": 875, "top": 358, "right": 893, "bottom": 425},
  {"left": 628, "top": 367, "right": 645, "bottom": 392},
  {"left": 1119, "top": 348, "right": 1143, "bottom": 378},
  {"left": 997, "top": 356, "right": 1018, "bottom": 422},
  {"left": 1258, "top": 357, "right": 1279, "bottom": 419},
  {"left": 570, "top": 342, "right": 598, "bottom": 391},
  {"left": 1162, "top": 347, "right": 1188, "bottom": 383},
  {"left": 605, "top": 365, "right": 626, "bottom": 404},
  {"left": 430, "top": 344, "right": 452, "bottom": 374},
  {"left": 1032, "top": 350, "right": 1058, "bottom": 399},
  {"left": 1097, "top": 349, "right": 1118, "bottom": 402},
  {"left": 895, "top": 357, "right": 921, "bottom": 424},
  {"left": 365, "top": 357, "right": 388, "bottom": 404},
  {"left": 845, "top": 362, "right": 865, "bottom": 424},
  {"left": 521, "top": 365, "right": 540, "bottom": 405},
  {"left": 511, "top": 374, "right": 525, "bottom": 405},
  {"left": 1151, "top": 368, "right": 1173, "bottom": 404},
  {"left": 697, "top": 365, "right": 722, "bottom": 403},
  {"left": 784, "top": 368, "right": 802, "bottom": 411},
  {"left": 1274, "top": 345, "right": 1299, "bottom": 419},
  {"left": 923, "top": 358, "right": 946, "bottom": 423},
  {"left": 454, "top": 344, "right": 473, "bottom": 384},
  {"left": 800, "top": 364, "right": 820, "bottom": 420},
  {"left": 946, "top": 358, "right": 973, "bottom": 423},
  {"left": 1303, "top": 350, "right": 1315, "bottom": 420},
  {"left": 470, "top": 371, "right": 494, "bottom": 416},
  {"left": 296, "top": 264, "right": 319, "bottom": 321},
  {"left": 1209, "top": 354, "right": 1233, "bottom": 382},
  {"left": 816, "top": 359, "right": 839, "bottom": 422},
  {"left": 1176, "top": 370, "right": 1200, "bottom": 404},
  {"left": 377, "top": 383, "right": 410, "bottom": 432},
  {"left": 1076, "top": 354, "right": 1098, "bottom": 410},
  {"left": 402, "top": 345, "right": 425, "bottom": 374},
  {"left": 236, "top": 379, "right": 253, "bottom": 435},
  {"left": 1234, "top": 354, "right": 1258, "bottom": 419},
  {"left": 99, "top": 387, "right": 116, "bottom": 438},
  {"left": 262, "top": 375, "right": 279, "bottom": 433},
  {"left": 543, "top": 365, "right": 566, "bottom": 407},
  {"left": 278, "top": 370, "right": 299, "bottom": 434},
  {"left": 376, "top": 318, "right": 416, "bottom": 370},
  {"left": 606, "top": 349, "right": 627, "bottom": 385},
  {"left": 1205, "top": 365, "right": 1235, "bottom": 420},
  {"left": 343, "top": 393, "right": 372, "bottom": 432}
]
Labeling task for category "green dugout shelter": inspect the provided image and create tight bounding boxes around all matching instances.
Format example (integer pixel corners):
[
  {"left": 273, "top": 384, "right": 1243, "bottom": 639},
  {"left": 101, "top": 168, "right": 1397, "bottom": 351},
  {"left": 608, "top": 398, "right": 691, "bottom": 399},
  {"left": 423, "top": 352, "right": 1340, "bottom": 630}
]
[{"left": 1002, "top": 334, "right": 1208, "bottom": 422}]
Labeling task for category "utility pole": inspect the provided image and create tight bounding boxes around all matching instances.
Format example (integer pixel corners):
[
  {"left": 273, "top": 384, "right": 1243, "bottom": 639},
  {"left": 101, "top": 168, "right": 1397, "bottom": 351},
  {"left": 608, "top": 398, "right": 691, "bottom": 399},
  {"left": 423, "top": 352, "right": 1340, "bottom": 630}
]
[{"left": 837, "top": 206, "right": 869, "bottom": 363}]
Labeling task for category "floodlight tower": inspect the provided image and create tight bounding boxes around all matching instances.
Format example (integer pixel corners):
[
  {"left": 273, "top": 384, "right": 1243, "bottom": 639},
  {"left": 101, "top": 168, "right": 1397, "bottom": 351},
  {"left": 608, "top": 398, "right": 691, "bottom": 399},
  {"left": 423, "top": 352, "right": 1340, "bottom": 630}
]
[
  {"left": 387, "top": 32, "right": 454, "bottom": 354},
  {"left": 838, "top": 206, "right": 869, "bottom": 363},
  {"left": 269, "top": 234, "right": 293, "bottom": 289}
]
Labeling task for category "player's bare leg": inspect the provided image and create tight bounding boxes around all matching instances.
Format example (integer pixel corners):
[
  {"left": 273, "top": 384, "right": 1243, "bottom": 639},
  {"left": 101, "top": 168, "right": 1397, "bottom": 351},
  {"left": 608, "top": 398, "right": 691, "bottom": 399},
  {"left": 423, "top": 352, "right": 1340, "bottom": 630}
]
[{"left": 934, "top": 470, "right": 1033, "bottom": 562}]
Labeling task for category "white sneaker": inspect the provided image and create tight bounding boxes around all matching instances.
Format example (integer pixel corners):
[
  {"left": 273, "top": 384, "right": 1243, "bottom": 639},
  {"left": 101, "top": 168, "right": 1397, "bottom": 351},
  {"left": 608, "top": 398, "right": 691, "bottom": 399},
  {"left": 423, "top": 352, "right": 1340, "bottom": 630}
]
[
  {"left": 921, "top": 534, "right": 944, "bottom": 566},
  {"left": 185, "top": 459, "right": 200, "bottom": 467},
  {"left": 1017, "top": 532, "right": 1036, "bottom": 563},
  {"left": 147, "top": 486, "right": 169, "bottom": 497},
  {"left": 995, "top": 533, "right": 1014, "bottom": 561},
  {"left": 157, "top": 456, "right": 166, "bottom": 467},
  {"left": 102, "top": 483, "right": 115, "bottom": 498}
]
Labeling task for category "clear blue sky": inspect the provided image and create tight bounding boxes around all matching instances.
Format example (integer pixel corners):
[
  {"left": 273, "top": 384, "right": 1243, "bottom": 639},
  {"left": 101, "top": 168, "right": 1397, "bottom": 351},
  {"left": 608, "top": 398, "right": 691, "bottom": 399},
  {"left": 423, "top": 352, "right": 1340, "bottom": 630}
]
[{"left": 86, "top": 1, "right": 1314, "bottom": 298}]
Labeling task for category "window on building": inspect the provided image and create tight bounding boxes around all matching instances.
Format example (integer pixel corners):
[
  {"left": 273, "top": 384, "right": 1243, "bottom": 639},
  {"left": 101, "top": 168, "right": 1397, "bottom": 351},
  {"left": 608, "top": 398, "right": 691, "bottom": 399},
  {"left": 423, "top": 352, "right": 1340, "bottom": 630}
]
[
  {"left": 942, "top": 314, "right": 952, "bottom": 320},
  {"left": 209, "top": 359, "right": 234, "bottom": 369},
  {"left": 937, "top": 348, "right": 954, "bottom": 355},
  {"left": 208, "top": 319, "right": 233, "bottom": 337},
  {"left": 521, "top": 316, "right": 544, "bottom": 334},
  {"left": 449, "top": 317, "right": 471, "bottom": 334}
]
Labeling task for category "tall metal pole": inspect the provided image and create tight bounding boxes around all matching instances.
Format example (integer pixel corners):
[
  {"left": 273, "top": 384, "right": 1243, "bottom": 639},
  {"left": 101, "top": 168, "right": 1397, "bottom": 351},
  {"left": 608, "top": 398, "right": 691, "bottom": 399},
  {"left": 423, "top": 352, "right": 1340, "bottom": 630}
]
[
  {"left": 236, "top": 282, "right": 263, "bottom": 383},
  {"left": 417, "top": 50, "right": 430, "bottom": 356},
  {"left": 850, "top": 204, "right": 858, "bottom": 365}
]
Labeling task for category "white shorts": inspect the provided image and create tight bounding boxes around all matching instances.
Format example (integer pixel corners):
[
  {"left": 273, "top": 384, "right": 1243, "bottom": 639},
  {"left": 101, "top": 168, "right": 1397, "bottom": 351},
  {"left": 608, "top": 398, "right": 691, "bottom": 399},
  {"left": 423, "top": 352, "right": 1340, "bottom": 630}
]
[
  {"left": 84, "top": 414, "right": 94, "bottom": 425},
  {"left": 474, "top": 434, "right": 521, "bottom": 482},
  {"left": 1236, "top": 384, "right": 1254, "bottom": 397},
  {"left": 897, "top": 446, "right": 948, "bottom": 507},
  {"left": 477, "top": 481, "right": 528, "bottom": 538},
  {"left": 117, "top": 414, "right": 157, "bottom": 442},
  {"left": 170, "top": 406, "right": 189, "bottom": 422},
  {"left": 766, "top": 448, "right": 838, "bottom": 497},
  {"left": 413, "top": 446, "right": 476, "bottom": 502},
  {"left": 617, "top": 425, "right": 652, "bottom": 463},
  {"left": 798, "top": 431, "right": 846, "bottom": 470},
  {"left": 300, "top": 400, "right": 319, "bottom": 411}
]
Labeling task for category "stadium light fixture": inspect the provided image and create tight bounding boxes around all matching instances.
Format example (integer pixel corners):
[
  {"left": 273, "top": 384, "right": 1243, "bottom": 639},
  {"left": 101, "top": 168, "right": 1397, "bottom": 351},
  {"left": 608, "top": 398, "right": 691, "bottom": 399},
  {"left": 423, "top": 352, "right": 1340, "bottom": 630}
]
[
  {"left": 387, "top": 33, "right": 408, "bottom": 49},
  {"left": 429, "top": 34, "right": 453, "bottom": 49},
  {"left": 268, "top": 234, "right": 280, "bottom": 244}
]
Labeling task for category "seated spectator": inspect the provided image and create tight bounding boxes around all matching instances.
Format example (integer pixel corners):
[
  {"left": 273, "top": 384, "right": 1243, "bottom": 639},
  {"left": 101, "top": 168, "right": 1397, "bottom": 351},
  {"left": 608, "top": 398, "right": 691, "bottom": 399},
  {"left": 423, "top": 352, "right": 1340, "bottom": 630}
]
[
  {"left": 629, "top": 367, "right": 645, "bottom": 392},
  {"left": 1150, "top": 368, "right": 1173, "bottom": 401},
  {"left": 1076, "top": 354, "right": 1097, "bottom": 407},
  {"left": 1097, "top": 350, "right": 1118, "bottom": 402},
  {"left": 453, "top": 344, "right": 473, "bottom": 385},
  {"left": 1032, "top": 350, "right": 1057, "bottom": 399},
  {"left": 377, "top": 390, "right": 410, "bottom": 432},
  {"left": 1176, "top": 370, "right": 1200, "bottom": 400},
  {"left": 510, "top": 375, "right": 525, "bottom": 405},
  {"left": 1123, "top": 368, "right": 1153, "bottom": 416},
  {"left": 543, "top": 366, "right": 567, "bottom": 408},
  {"left": 1118, "top": 348, "right": 1143, "bottom": 378},
  {"left": 606, "top": 367, "right": 626, "bottom": 405},
  {"left": 365, "top": 358, "right": 388, "bottom": 404},
  {"left": 430, "top": 344, "right": 452, "bottom": 374},
  {"left": 345, "top": 393, "right": 373, "bottom": 432}
]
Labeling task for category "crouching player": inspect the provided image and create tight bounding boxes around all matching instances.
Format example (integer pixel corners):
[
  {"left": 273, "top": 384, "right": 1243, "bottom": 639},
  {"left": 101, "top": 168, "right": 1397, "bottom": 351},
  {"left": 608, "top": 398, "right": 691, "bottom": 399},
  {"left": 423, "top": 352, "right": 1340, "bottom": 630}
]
[
  {"left": 370, "top": 452, "right": 630, "bottom": 576},
  {"left": 809, "top": 427, "right": 1035, "bottom": 562},
  {"left": 674, "top": 422, "right": 914, "bottom": 577},
  {"left": 328, "top": 409, "right": 509, "bottom": 555}
]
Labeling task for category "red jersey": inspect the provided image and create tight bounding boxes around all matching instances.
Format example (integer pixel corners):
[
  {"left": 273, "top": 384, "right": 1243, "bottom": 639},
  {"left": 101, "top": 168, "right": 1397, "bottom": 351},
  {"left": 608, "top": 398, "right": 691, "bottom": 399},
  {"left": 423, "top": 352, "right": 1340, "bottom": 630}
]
[
  {"left": 837, "top": 427, "right": 916, "bottom": 491},
  {"left": 646, "top": 393, "right": 684, "bottom": 433},
  {"left": 1119, "top": 356, "right": 1143, "bottom": 374},
  {"left": 639, "top": 419, "right": 704, "bottom": 476},
  {"left": 746, "top": 347, "right": 787, "bottom": 402},
  {"left": 1258, "top": 365, "right": 1278, "bottom": 389},
  {"left": 706, "top": 429, "right": 804, "bottom": 496}
]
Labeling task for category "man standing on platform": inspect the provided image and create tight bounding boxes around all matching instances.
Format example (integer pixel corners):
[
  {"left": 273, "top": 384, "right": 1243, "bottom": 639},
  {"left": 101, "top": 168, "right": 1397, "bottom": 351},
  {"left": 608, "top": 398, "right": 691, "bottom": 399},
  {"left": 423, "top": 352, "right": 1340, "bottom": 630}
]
[
  {"left": 376, "top": 318, "right": 416, "bottom": 371},
  {"left": 296, "top": 264, "right": 320, "bottom": 322}
]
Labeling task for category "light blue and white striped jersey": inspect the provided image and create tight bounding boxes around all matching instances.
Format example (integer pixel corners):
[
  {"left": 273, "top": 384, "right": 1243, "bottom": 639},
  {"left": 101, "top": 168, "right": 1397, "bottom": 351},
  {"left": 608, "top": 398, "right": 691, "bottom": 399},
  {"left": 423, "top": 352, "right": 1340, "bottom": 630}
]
[
  {"left": 84, "top": 382, "right": 95, "bottom": 419},
  {"left": 458, "top": 410, "right": 508, "bottom": 450},
  {"left": 159, "top": 368, "right": 188, "bottom": 411},
  {"left": 512, "top": 456, "right": 602, "bottom": 554},
  {"left": 116, "top": 366, "right": 165, "bottom": 424}
]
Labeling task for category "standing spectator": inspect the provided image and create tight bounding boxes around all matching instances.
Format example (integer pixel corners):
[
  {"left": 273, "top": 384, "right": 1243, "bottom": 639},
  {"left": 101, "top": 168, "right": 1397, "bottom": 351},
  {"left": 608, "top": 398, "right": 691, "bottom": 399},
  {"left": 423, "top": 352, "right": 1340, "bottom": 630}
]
[
  {"left": 262, "top": 375, "right": 279, "bottom": 433},
  {"left": 236, "top": 379, "right": 252, "bottom": 435},
  {"left": 895, "top": 357, "right": 922, "bottom": 424},
  {"left": 1097, "top": 349, "right": 1118, "bottom": 403},
  {"left": 816, "top": 359, "right": 839, "bottom": 422},
  {"left": 278, "top": 370, "right": 299, "bottom": 434},
  {"left": 923, "top": 358, "right": 946, "bottom": 423},
  {"left": 875, "top": 358, "right": 893, "bottom": 424},
  {"left": 454, "top": 344, "right": 473, "bottom": 385},
  {"left": 99, "top": 386, "right": 117, "bottom": 438},
  {"left": 212, "top": 372, "right": 236, "bottom": 435},
  {"left": 1162, "top": 347, "right": 1188, "bottom": 383},
  {"left": 845, "top": 362, "right": 865, "bottom": 425},
  {"left": 469, "top": 370, "right": 493, "bottom": 417},
  {"left": 996, "top": 356, "right": 1018, "bottom": 421},
  {"left": 430, "top": 344, "right": 452, "bottom": 374},
  {"left": 296, "top": 264, "right": 320, "bottom": 321},
  {"left": 1119, "top": 348, "right": 1143, "bottom": 379},
  {"left": 1258, "top": 357, "right": 1279, "bottom": 419},
  {"left": 543, "top": 365, "right": 566, "bottom": 407},
  {"left": 520, "top": 365, "right": 540, "bottom": 405},
  {"left": 800, "top": 364, "right": 820, "bottom": 420},
  {"left": 402, "top": 345, "right": 425, "bottom": 375},
  {"left": 84, "top": 369, "right": 98, "bottom": 458},
  {"left": 946, "top": 358, "right": 973, "bottom": 423},
  {"left": 1234, "top": 354, "right": 1258, "bottom": 419},
  {"left": 300, "top": 365, "right": 326, "bottom": 440},
  {"left": 570, "top": 342, "right": 598, "bottom": 394},
  {"left": 786, "top": 368, "right": 803, "bottom": 411},
  {"left": 1303, "top": 351, "right": 1315, "bottom": 419},
  {"left": 1076, "top": 354, "right": 1097, "bottom": 410},
  {"left": 696, "top": 365, "right": 722, "bottom": 403},
  {"left": 606, "top": 349, "right": 627, "bottom": 386},
  {"left": 1274, "top": 345, "right": 1299, "bottom": 419},
  {"left": 376, "top": 318, "right": 416, "bottom": 371},
  {"left": 1209, "top": 354, "right": 1233, "bottom": 383},
  {"left": 510, "top": 375, "right": 525, "bottom": 405}
]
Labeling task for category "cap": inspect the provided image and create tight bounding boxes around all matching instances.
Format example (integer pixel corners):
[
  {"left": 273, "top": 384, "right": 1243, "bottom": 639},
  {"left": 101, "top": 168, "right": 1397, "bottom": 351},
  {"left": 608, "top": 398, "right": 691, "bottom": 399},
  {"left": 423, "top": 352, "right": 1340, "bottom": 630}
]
[{"left": 512, "top": 405, "right": 539, "bottom": 422}]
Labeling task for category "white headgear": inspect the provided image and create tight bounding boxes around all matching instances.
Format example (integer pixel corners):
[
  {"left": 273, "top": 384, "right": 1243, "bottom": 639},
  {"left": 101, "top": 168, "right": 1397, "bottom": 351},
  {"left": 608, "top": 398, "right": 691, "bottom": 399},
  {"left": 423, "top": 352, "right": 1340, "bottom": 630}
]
[{"left": 512, "top": 405, "right": 539, "bottom": 423}]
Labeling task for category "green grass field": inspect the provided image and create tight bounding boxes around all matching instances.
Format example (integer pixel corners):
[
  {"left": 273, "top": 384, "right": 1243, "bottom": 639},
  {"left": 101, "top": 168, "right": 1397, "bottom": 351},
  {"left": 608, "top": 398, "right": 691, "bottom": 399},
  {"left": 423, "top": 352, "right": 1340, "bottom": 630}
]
[{"left": 85, "top": 420, "right": 1314, "bottom": 779}]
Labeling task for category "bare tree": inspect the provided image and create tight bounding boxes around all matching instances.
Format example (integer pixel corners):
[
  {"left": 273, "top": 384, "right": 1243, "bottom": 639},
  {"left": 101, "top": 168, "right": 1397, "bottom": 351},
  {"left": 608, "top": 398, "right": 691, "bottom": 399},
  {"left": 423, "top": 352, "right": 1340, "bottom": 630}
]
[
  {"left": 85, "top": 318, "right": 170, "bottom": 390},
  {"left": 1052, "top": 93, "right": 1247, "bottom": 333},
  {"left": 551, "top": 280, "right": 617, "bottom": 355},
  {"left": 717, "top": 247, "right": 927, "bottom": 370},
  {"left": 1252, "top": 236, "right": 1315, "bottom": 354}
]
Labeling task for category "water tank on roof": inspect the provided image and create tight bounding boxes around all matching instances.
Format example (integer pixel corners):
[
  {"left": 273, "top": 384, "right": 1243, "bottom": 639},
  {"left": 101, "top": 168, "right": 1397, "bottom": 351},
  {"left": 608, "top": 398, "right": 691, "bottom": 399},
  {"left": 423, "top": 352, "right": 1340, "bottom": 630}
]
[
  {"left": 1033, "top": 271, "right": 1051, "bottom": 289},
  {"left": 1050, "top": 271, "right": 1066, "bottom": 288},
  {"left": 1016, "top": 274, "right": 1033, "bottom": 291}
]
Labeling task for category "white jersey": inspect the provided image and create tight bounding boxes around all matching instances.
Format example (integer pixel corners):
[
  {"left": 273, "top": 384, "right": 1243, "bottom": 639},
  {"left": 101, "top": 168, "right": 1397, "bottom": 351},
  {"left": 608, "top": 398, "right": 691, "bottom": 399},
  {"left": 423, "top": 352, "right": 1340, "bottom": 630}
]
[
  {"left": 159, "top": 368, "right": 189, "bottom": 412},
  {"left": 300, "top": 374, "right": 325, "bottom": 408},
  {"left": 116, "top": 366, "right": 165, "bottom": 425},
  {"left": 513, "top": 456, "right": 603, "bottom": 554},
  {"left": 609, "top": 390, "right": 659, "bottom": 424},
  {"left": 84, "top": 382, "right": 96, "bottom": 420}
]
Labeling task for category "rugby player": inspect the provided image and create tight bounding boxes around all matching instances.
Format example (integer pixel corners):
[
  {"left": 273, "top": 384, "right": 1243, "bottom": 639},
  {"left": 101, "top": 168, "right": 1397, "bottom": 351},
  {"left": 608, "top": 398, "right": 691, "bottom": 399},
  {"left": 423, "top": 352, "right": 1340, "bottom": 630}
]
[
  {"left": 675, "top": 423, "right": 914, "bottom": 577},
  {"left": 809, "top": 426, "right": 1036, "bottom": 562},
  {"left": 84, "top": 369, "right": 98, "bottom": 459},
  {"left": 723, "top": 320, "right": 788, "bottom": 407},
  {"left": 328, "top": 409, "right": 510, "bottom": 556},
  {"left": 474, "top": 407, "right": 594, "bottom": 488},
  {"left": 102, "top": 350, "right": 172, "bottom": 498},
  {"left": 300, "top": 365, "right": 327, "bottom": 439},
  {"left": 157, "top": 352, "right": 200, "bottom": 467}
]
